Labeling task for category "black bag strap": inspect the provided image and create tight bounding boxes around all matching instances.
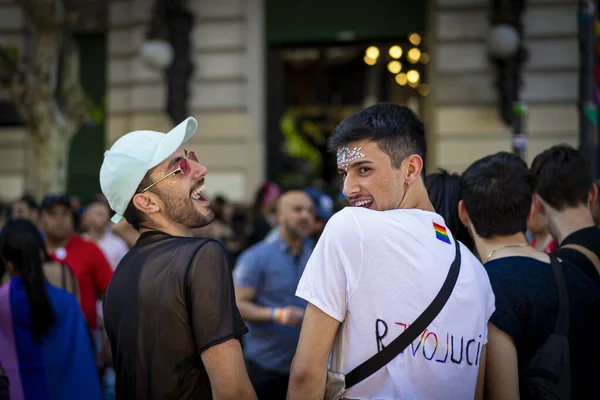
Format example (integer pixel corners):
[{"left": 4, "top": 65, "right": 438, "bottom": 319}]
[
  {"left": 549, "top": 255, "right": 569, "bottom": 337},
  {"left": 345, "top": 237, "right": 461, "bottom": 389}
]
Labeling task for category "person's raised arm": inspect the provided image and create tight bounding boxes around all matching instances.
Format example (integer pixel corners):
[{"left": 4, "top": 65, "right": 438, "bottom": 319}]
[{"left": 189, "top": 240, "right": 256, "bottom": 400}]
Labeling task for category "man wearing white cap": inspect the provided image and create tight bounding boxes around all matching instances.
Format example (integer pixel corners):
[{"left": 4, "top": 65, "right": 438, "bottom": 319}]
[{"left": 100, "top": 117, "right": 256, "bottom": 399}]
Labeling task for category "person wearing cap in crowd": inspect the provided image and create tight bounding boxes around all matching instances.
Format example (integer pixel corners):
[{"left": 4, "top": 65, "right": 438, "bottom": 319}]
[
  {"left": 302, "top": 186, "right": 334, "bottom": 241},
  {"left": 100, "top": 117, "right": 256, "bottom": 399},
  {"left": 39, "top": 195, "right": 113, "bottom": 332}
]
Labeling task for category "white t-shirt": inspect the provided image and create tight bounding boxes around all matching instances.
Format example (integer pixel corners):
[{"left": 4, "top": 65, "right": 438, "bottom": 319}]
[{"left": 296, "top": 207, "right": 495, "bottom": 399}]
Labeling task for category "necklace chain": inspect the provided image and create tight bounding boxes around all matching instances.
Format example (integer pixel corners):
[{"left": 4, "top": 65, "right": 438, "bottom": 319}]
[{"left": 485, "top": 243, "right": 530, "bottom": 263}]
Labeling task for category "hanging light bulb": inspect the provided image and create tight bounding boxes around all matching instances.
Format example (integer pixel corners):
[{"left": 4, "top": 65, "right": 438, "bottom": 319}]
[
  {"left": 364, "top": 55, "right": 377, "bottom": 66},
  {"left": 395, "top": 73, "right": 407, "bottom": 86},
  {"left": 407, "top": 70, "right": 420, "bottom": 84},
  {"left": 387, "top": 61, "right": 402, "bottom": 74},
  {"left": 365, "top": 46, "right": 380, "bottom": 59},
  {"left": 407, "top": 48, "right": 421, "bottom": 64},
  {"left": 409, "top": 33, "right": 421, "bottom": 46},
  {"left": 388, "top": 45, "right": 402, "bottom": 59}
]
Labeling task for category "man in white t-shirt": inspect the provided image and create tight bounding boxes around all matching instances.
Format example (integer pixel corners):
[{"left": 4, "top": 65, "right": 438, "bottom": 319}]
[{"left": 288, "top": 104, "right": 495, "bottom": 399}]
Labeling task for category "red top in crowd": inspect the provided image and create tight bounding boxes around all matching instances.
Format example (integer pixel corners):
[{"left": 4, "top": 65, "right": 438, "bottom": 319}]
[
  {"left": 50, "top": 234, "right": 113, "bottom": 330},
  {"left": 531, "top": 238, "right": 557, "bottom": 254}
]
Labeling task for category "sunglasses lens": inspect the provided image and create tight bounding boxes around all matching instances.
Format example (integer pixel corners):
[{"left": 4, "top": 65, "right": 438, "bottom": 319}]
[
  {"left": 179, "top": 159, "right": 190, "bottom": 175},
  {"left": 188, "top": 151, "right": 198, "bottom": 163}
]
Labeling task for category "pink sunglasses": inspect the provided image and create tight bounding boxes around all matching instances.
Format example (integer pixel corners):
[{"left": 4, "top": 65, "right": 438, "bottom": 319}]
[{"left": 141, "top": 151, "right": 199, "bottom": 193}]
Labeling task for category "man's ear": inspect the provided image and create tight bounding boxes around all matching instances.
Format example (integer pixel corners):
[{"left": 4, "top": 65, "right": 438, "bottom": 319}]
[
  {"left": 405, "top": 155, "right": 424, "bottom": 186},
  {"left": 458, "top": 200, "right": 471, "bottom": 228},
  {"left": 532, "top": 194, "right": 546, "bottom": 216},
  {"left": 132, "top": 192, "right": 162, "bottom": 216},
  {"left": 275, "top": 209, "right": 283, "bottom": 225},
  {"left": 527, "top": 195, "right": 536, "bottom": 222},
  {"left": 588, "top": 183, "right": 598, "bottom": 208}
]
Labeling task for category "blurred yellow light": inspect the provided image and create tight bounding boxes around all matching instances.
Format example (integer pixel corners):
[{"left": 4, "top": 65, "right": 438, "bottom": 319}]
[
  {"left": 407, "top": 70, "right": 420, "bottom": 84},
  {"left": 407, "top": 48, "right": 421, "bottom": 63},
  {"left": 387, "top": 60, "right": 402, "bottom": 74},
  {"left": 364, "top": 55, "right": 377, "bottom": 66},
  {"left": 418, "top": 83, "right": 430, "bottom": 96},
  {"left": 388, "top": 45, "right": 402, "bottom": 59},
  {"left": 409, "top": 81, "right": 419, "bottom": 88},
  {"left": 395, "top": 73, "right": 407, "bottom": 86},
  {"left": 420, "top": 52, "right": 430, "bottom": 64},
  {"left": 365, "top": 46, "right": 380, "bottom": 59},
  {"left": 409, "top": 33, "right": 421, "bottom": 46}
]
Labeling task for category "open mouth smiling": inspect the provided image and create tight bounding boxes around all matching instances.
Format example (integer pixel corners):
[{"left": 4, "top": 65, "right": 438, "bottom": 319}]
[{"left": 190, "top": 182, "right": 207, "bottom": 201}]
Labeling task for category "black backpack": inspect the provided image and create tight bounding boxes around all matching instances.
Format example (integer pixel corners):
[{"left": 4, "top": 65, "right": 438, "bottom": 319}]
[{"left": 522, "top": 256, "right": 571, "bottom": 400}]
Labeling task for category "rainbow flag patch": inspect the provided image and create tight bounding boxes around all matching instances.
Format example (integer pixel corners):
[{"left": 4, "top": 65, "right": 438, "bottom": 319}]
[{"left": 433, "top": 222, "right": 451, "bottom": 244}]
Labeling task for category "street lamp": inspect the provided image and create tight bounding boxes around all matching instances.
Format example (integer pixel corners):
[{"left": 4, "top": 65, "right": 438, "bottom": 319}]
[{"left": 487, "top": 0, "right": 528, "bottom": 160}]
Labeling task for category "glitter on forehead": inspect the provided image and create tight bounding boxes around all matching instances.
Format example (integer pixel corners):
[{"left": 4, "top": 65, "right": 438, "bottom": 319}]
[{"left": 337, "top": 146, "right": 366, "bottom": 169}]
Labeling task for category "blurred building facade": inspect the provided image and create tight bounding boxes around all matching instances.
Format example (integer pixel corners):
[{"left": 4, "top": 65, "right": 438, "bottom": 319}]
[
  {"left": 0, "top": 0, "right": 583, "bottom": 202},
  {"left": 0, "top": 0, "right": 32, "bottom": 200},
  {"left": 0, "top": 0, "right": 265, "bottom": 203},
  {"left": 427, "top": 0, "right": 578, "bottom": 171},
  {"left": 107, "top": 0, "right": 265, "bottom": 203}
]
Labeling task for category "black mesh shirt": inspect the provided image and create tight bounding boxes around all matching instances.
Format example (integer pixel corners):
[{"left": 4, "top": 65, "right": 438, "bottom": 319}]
[{"left": 103, "top": 231, "right": 248, "bottom": 399}]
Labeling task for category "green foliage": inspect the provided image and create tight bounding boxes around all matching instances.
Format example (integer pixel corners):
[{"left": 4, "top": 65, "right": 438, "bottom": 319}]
[
  {"left": 1, "top": 45, "right": 19, "bottom": 59},
  {"left": 89, "top": 94, "right": 106, "bottom": 124},
  {"left": 0, "top": 44, "right": 20, "bottom": 74}
]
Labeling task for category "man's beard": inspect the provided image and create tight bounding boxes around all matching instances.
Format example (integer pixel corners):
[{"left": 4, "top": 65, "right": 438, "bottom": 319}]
[
  {"left": 283, "top": 220, "right": 307, "bottom": 240},
  {"left": 159, "top": 190, "right": 214, "bottom": 229}
]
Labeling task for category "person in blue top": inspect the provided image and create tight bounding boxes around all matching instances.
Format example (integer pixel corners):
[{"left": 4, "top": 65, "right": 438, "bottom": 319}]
[
  {"left": 233, "top": 190, "right": 315, "bottom": 400},
  {"left": 0, "top": 219, "right": 102, "bottom": 400}
]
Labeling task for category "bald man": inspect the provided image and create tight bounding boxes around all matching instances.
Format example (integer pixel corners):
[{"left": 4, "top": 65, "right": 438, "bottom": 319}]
[{"left": 233, "top": 191, "right": 315, "bottom": 399}]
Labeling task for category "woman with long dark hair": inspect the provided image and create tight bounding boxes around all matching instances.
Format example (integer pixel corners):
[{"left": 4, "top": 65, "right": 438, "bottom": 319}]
[{"left": 0, "top": 219, "right": 102, "bottom": 400}]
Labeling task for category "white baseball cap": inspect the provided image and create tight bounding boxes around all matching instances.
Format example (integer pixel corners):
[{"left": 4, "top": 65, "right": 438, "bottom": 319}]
[{"left": 100, "top": 117, "right": 198, "bottom": 223}]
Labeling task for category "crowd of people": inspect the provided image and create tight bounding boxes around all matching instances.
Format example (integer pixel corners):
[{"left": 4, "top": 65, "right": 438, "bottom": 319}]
[
  {"left": 0, "top": 104, "right": 599, "bottom": 399},
  {"left": 0, "top": 155, "right": 334, "bottom": 398}
]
